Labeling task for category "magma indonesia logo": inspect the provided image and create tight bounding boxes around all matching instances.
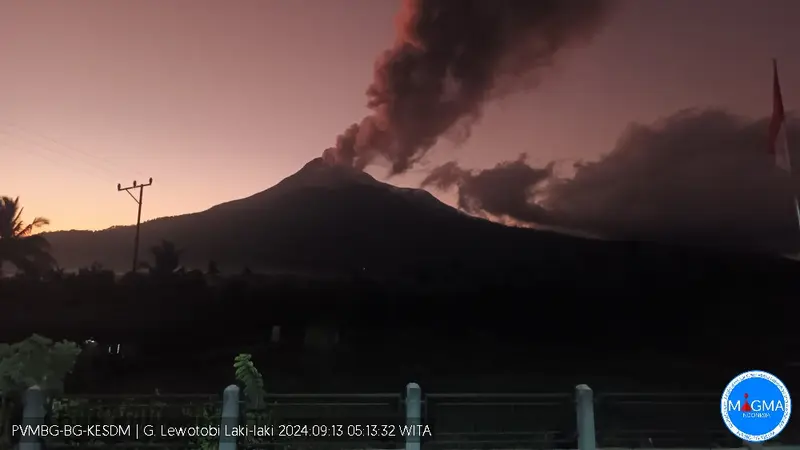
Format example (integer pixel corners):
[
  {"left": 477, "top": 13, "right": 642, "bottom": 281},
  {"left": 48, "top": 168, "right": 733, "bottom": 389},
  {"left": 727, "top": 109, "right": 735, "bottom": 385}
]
[{"left": 721, "top": 370, "right": 791, "bottom": 442}]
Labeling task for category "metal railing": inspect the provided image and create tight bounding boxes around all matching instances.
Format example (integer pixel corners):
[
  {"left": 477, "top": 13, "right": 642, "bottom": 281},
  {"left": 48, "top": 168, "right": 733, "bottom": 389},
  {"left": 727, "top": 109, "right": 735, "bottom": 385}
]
[{"left": 14, "top": 383, "right": 791, "bottom": 450}]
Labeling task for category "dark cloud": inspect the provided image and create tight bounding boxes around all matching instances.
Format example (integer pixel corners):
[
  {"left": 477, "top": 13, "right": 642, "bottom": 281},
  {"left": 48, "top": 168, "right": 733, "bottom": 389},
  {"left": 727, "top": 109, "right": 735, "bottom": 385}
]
[
  {"left": 422, "top": 155, "right": 554, "bottom": 224},
  {"left": 323, "top": 0, "right": 615, "bottom": 175},
  {"left": 426, "top": 109, "right": 800, "bottom": 252}
]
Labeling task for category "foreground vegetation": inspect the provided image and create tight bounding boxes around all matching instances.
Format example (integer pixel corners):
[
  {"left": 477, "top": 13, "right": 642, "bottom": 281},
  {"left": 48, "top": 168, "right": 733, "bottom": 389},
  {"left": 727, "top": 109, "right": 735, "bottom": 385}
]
[
  {"left": 0, "top": 335, "right": 752, "bottom": 449},
  {"left": 0, "top": 196, "right": 55, "bottom": 277},
  {"left": 1, "top": 195, "right": 798, "bottom": 395},
  {"left": 0, "top": 334, "right": 279, "bottom": 450},
  {"left": 2, "top": 261, "right": 796, "bottom": 394}
]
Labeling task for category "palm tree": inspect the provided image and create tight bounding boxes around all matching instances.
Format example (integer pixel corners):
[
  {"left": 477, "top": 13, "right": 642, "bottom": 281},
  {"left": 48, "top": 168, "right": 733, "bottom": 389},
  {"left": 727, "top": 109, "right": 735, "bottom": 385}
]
[{"left": 0, "top": 196, "right": 55, "bottom": 275}]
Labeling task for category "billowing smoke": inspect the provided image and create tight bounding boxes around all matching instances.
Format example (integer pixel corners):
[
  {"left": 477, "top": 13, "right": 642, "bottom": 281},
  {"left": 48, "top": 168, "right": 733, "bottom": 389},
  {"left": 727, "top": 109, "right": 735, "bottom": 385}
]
[
  {"left": 426, "top": 109, "right": 800, "bottom": 252},
  {"left": 422, "top": 154, "right": 554, "bottom": 223},
  {"left": 323, "top": 0, "right": 614, "bottom": 175}
]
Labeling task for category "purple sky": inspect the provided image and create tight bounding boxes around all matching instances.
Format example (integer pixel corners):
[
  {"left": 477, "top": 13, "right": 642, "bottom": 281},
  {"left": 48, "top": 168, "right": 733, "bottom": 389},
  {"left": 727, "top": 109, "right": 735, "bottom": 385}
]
[{"left": 1, "top": 0, "right": 798, "bottom": 231}]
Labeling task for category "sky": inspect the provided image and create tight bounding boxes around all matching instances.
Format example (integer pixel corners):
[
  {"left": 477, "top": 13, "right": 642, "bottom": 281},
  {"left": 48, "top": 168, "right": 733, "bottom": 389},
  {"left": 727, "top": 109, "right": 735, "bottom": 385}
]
[{"left": 1, "top": 0, "right": 799, "bottom": 232}]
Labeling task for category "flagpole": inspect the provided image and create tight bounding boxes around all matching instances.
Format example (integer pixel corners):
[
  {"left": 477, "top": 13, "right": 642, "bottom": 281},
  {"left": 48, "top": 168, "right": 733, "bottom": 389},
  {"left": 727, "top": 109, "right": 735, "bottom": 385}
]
[
  {"left": 787, "top": 147, "right": 800, "bottom": 230},
  {"left": 782, "top": 94, "right": 800, "bottom": 231},
  {"left": 794, "top": 197, "right": 800, "bottom": 229},
  {"left": 771, "top": 58, "right": 800, "bottom": 232}
]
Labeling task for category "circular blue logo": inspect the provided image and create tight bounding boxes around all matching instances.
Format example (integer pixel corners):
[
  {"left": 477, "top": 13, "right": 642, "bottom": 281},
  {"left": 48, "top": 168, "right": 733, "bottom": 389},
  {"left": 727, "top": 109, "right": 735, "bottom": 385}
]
[{"left": 721, "top": 370, "right": 791, "bottom": 442}]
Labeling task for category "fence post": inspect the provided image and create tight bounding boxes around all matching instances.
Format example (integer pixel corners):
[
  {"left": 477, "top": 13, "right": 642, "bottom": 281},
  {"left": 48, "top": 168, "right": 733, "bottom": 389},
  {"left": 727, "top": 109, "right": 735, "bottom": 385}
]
[
  {"left": 405, "top": 382, "right": 422, "bottom": 450},
  {"left": 743, "top": 440, "right": 764, "bottom": 450},
  {"left": 575, "top": 384, "right": 596, "bottom": 450},
  {"left": 20, "top": 385, "right": 46, "bottom": 450},
  {"left": 219, "top": 384, "right": 240, "bottom": 450}
]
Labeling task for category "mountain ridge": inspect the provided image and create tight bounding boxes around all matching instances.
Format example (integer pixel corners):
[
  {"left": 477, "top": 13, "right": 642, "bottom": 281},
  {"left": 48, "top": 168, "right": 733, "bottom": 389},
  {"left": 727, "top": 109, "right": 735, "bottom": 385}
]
[
  {"left": 41, "top": 158, "right": 508, "bottom": 271},
  {"left": 38, "top": 158, "right": 800, "bottom": 289},
  {"left": 207, "top": 157, "right": 460, "bottom": 218}
]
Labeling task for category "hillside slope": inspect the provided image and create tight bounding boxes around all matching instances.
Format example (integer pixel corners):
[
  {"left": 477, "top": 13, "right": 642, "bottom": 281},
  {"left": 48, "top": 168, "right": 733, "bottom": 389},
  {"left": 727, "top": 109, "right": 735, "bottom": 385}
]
[
  {"left": 43, "top": 158, "right": 513, "bottom": 272},
  {"left": 41, "top": 159, "right": 800, "bottom": 294}
]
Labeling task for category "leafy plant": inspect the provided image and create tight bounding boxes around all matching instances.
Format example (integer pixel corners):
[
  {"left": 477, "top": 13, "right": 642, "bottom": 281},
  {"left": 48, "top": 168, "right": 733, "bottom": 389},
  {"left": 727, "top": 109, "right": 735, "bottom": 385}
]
[
  {"left": 0, "top": 334, "right": 81, "bottom": 448},
  {"left": 49, "top": 395, "right": 216, "bottom": 449},
  {"left": 30, "top": 351, "right": 271, "bottom": 450},
  {"left": 234, "top": 353, "right": 285, "bottom": 449},
  {"left": 0, "top": 196, "right": 56, "bottom": 277},
  {"left": 234, "top": 353, "right": 266, "bottom": 409},
  {"left": 188, "top": 354, "right": 269, "bottom": 450}
]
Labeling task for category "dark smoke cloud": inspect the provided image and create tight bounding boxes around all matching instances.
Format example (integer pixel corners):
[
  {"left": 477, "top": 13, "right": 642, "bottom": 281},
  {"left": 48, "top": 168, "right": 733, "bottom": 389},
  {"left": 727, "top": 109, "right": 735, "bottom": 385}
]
[
  {"left": 426, "top": 109, "right": 800, "bottom": 252},
  {"left": 422, "top": 154, "right": 554, "bottom": 223},
  {"left": 323, "top": 0, "right": 614, "bottom": 175}
]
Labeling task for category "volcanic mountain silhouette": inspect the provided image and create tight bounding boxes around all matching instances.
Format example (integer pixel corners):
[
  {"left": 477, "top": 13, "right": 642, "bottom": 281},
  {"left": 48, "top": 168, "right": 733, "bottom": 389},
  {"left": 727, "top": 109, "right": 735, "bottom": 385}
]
[
  {"left": 44, "top": 158, "right": 521, "bottom": 272},
  {"left": 43, "top": 158, "right": 800, "bottom": 287}
]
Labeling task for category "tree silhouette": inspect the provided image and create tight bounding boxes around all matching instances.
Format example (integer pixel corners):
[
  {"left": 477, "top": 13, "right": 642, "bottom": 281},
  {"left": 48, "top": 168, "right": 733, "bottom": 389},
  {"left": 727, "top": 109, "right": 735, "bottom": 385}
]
[
  {"left": 207, "top": 260, "right": 220, "bottom": 276},
  {"left": 148, "top": 240, "right": 183, "bottom": 276},
  {"left": 0, "top": 196, "right": 55, "bottom": 275}
]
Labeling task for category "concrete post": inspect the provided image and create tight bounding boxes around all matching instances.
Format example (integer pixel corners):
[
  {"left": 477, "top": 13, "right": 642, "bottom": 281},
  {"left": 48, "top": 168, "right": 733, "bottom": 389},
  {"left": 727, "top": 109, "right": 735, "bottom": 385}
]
[
  {"left": 20, "top": 385, "right": 46, "bottom": 450},
  {"left": 743, "top": 439, "right": 764, "bottom": 450},
  {"left": 405, "top": 382, "right": 422, "bottom": 450},
  {"left": 219, "top": 384, "right": 240, "bottom": 450},
  {"left": 576, "top": 384, "right": 596, "bottom": 450}
]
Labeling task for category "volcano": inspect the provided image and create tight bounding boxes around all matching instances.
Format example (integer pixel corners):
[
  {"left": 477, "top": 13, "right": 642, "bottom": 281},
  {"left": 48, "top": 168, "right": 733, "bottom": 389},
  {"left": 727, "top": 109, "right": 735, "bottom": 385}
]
[
  {"left": 212, "top": 157, "right": 462, "bottom": 219},
  {"left": 42, "top": 158, "right": 520, "bottom": 273},
  {"left": 41, "top": 157, "right": 800, "bottom": 292}
]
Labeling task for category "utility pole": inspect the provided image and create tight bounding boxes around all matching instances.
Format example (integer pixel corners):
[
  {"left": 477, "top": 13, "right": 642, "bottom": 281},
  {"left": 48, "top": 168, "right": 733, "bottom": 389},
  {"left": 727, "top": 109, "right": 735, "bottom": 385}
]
[{"left": 117, "top": 178, "right": 153, "bottom": 272}]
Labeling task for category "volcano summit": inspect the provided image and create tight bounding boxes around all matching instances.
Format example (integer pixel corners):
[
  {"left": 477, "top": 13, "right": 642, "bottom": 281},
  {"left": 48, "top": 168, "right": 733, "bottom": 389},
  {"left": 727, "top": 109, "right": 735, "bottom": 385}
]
[
  {"left": 41, "top": 156, "right": 798, "bottom": 302},
  {"left": 43, "top": 157, "right": 508, "bottom": 273}
]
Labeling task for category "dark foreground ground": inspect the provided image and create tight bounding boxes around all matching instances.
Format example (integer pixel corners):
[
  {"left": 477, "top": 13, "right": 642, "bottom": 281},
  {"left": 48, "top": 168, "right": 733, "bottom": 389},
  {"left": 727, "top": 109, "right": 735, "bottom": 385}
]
[
  {"left": 2, "top": 254, "right": 797, "bottom": 394},
  {"left": 49, "top": 350, "right": 800, "bottom": 448},
  {"left": 5, "top": 272, "right": 800, "bottom": 447}
]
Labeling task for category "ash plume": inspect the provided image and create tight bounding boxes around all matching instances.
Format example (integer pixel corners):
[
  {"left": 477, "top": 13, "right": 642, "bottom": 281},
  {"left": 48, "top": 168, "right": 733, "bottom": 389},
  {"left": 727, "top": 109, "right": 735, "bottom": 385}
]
[
  {"left": 426, "top": 109, "right": 800, "bottom": 252},
  {"left": 323, "top": 0, "right": 614, "bottom": 175},
  {"left": 422, "top": 154, "right": 554, "bottom": 223}
]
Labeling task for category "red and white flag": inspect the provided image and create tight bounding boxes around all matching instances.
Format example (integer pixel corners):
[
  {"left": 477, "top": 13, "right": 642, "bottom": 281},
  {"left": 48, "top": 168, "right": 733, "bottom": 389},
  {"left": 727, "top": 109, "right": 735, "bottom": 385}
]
[
  {"left": 770, "top": 59, "right": 800, "bottom": 237},
  {"left": 769, "top": 59, "right": 792, "bottom": 172}
]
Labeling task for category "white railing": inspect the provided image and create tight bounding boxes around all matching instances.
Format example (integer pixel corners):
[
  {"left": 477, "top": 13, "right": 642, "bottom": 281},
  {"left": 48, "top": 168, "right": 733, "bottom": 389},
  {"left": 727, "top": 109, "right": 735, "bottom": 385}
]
[{"left": 16, "top": 384, "right": 791, "bottom": 450}]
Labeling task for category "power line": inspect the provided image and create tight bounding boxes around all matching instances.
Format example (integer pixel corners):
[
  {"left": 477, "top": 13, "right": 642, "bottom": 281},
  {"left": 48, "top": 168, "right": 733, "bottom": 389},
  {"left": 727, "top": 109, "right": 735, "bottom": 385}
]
[
  {"left": 8, "top": 123, "right": 142, "bottom": 177},
  {"left": 0, "top": 130, "right": 119, "bottom": 183},
  {"left": 117, "top": 178, "right": 153, "bottom": 273},
  {"left": 0, "top": 122, "right": 149, "bottom": 181}
]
